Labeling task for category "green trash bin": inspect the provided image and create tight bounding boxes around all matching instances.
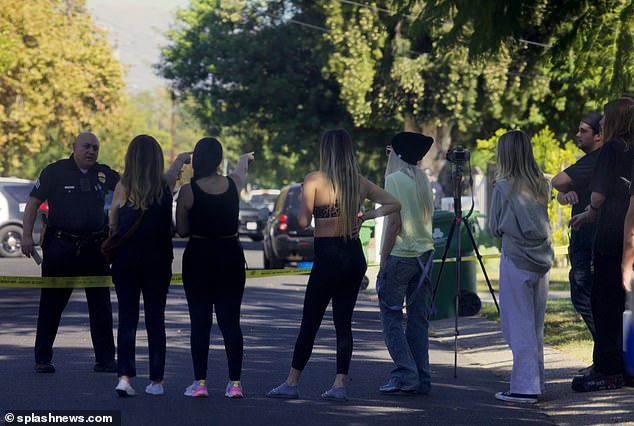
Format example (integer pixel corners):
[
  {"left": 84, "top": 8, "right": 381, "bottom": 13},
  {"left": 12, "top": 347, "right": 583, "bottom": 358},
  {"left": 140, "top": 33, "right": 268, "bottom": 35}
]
[
  {"left": 429, "top": 210, "right": 481, "bottom": 320},
  {"left": 359, "top": 219, "right": 375, "bottom": 260},
  {"left": 359, "top": 219, "right": 375, "bottom": 290}
]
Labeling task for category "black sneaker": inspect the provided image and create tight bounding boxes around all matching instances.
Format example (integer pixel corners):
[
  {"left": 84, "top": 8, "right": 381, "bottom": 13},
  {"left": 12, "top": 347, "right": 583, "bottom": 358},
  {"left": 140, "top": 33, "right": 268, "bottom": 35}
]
[
  {"left": 571, "top": 370, "right": 624, "bottom": 392},
  {"left": 94, "top": 361, "right": 117, "bottom": 373},
  {"left": 34, "top": 363, "right": 55, "bottom": 373}
]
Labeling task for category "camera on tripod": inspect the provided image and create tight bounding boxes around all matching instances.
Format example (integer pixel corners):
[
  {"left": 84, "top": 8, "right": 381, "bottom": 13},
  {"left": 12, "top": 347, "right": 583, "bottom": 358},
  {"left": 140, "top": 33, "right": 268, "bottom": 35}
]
[{"left": 446, "top": 146, "right": 470, "bottom": 163}]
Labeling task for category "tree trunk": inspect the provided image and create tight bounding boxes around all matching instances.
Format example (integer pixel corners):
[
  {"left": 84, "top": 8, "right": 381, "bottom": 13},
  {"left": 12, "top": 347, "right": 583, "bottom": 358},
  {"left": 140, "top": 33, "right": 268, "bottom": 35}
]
[{"left": 403, "top": 114, "right": 453, "bottom": 175}]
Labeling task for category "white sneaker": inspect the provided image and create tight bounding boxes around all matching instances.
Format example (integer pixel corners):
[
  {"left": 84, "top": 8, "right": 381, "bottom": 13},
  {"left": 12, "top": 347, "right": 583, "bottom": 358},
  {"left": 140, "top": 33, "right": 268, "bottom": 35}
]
[
  {"left": 115, "top": 379, "right": 136, "bottom": 397},
  {"left": 494, "top": 391, "right": 538, "bottom": 404},
  {"left": 145, "top": 382, "right": 164, "bottom": 395}
]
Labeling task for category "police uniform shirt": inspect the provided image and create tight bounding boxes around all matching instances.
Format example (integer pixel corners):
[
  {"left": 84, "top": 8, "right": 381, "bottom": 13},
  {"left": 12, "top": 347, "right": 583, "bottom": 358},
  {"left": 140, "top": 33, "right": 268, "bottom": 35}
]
[{"left": 31, "top": 154, "right": 119, "bottom": 235}]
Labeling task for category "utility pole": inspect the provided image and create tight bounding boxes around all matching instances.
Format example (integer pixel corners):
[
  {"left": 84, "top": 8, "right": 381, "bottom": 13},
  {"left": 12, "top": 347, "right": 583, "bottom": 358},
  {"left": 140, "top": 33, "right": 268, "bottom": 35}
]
[{"left": 169, "top": 88, "right": 177, "bottom": 162}]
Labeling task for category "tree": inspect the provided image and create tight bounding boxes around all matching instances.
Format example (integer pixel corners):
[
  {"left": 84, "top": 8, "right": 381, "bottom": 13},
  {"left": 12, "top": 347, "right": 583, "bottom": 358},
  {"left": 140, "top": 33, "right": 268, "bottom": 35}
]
[
  {"left": 159, "top": 0, "right": 361, "bottom": 187},
  {"left": 415, "top": 0, "right": 634, "bottom": 129},
  {"left": 97, "top": 89, "right": 205, "bottom": 173},
  {"left": 0, "top": 0, "right": 126, "bottom": 177},
  {"left": 322, "top": 1, "right": 540, "bottom": 174}
]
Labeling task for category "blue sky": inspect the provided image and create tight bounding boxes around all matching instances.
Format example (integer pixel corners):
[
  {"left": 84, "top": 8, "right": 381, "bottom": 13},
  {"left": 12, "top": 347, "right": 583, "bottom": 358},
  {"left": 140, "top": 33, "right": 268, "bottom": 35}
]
[{"left": 86, "top": 0, "right": 189, "bottom": 92}]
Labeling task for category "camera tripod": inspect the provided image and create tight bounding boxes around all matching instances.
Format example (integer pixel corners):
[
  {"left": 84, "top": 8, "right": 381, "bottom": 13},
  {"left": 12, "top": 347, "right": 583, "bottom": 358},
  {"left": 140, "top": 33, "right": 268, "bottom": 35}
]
[{"left": 431, "top": 160, "right": 499, "bottom": 377}]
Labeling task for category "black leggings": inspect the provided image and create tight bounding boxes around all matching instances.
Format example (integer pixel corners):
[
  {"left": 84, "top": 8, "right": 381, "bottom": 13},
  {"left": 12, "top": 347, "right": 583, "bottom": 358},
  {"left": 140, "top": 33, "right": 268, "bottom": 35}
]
[
  {"left": 182, "top": 238, "right": 245, "bottom": 381},
  {"left": 291, "top": 237, "right": 367, "bottom": 374},
  {"left": 114, "top": 273, "right": 170, "bottom": 381},
  {"left": 591, "top": 253, "right": 625, "bottom": 374}
]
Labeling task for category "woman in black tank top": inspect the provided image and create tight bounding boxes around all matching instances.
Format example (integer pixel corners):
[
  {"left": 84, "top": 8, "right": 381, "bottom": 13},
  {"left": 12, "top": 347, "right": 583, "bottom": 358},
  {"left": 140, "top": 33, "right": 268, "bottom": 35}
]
[
  {"left": 176, "top": 137, "right": 254, "bottom": 399},
  {"left": 108, "top": 135, "right": 190, "bottom": 397}
]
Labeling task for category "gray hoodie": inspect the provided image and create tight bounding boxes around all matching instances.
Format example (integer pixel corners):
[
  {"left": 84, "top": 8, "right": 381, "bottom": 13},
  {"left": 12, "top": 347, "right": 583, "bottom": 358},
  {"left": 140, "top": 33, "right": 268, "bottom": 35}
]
[{"left": 489, "top": 179, "right": 554, "bottom": 274}]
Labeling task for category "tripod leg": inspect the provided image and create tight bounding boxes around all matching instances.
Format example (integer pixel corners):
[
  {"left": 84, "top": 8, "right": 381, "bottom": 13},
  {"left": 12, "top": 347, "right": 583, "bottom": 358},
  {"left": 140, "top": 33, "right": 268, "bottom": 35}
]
[{"left": 462, "top": 217, "right": 500, "bottom": 314}]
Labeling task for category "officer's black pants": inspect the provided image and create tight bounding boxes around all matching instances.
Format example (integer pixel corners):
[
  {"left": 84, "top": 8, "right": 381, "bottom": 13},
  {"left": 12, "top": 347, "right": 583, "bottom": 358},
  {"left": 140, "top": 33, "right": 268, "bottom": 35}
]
[
  {"left": 35, "top": 238, "right": 115, "bottom": 365},
  {"left": 291, "top": 237, "right": 366, "bottom": 375}
]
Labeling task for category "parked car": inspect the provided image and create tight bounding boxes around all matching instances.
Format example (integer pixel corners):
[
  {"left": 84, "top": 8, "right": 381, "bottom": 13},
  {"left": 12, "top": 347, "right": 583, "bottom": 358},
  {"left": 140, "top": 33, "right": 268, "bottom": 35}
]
[
  {"left": 263, "top": 183, "right": 314, "bottom": 269},
  {"left": 238, "top": 201, "right": 268, "bottom": 241},
  {"left": 247, "top": 189, "right": 280, "bottom": 213},
  {"left": 0, "top": 177, "right": 46, "bottom": 257}
]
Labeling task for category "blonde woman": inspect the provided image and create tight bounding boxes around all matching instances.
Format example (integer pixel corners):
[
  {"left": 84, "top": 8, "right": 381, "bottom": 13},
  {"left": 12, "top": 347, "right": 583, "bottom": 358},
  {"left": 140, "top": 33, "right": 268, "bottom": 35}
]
[
  {"left": 489, "top": 130, "right": 553, "bottom": 404},
  {"left": 266, "top": 128, "right": 400, "bottom": 402},
  {"left": 378, "top": 132, "right": 434, "bottom": 395},
  {"left": 109, "top": 135, "right": 190, "bottom": 397}
]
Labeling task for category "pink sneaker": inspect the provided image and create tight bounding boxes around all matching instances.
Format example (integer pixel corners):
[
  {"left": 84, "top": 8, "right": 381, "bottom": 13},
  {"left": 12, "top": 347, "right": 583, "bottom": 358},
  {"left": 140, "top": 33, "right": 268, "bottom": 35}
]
[
  {"left": 184, "top": 380, "right": 208, "bottom": 398},
  {"left": 225, "top": 380, "right": 244, "bottom": 398}
]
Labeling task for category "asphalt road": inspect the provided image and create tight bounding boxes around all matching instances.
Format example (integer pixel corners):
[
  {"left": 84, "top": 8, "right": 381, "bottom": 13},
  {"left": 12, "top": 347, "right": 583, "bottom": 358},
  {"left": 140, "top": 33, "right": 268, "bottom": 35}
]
[{"left": 0, "top": 238, "right": 555, "bottom": 426}]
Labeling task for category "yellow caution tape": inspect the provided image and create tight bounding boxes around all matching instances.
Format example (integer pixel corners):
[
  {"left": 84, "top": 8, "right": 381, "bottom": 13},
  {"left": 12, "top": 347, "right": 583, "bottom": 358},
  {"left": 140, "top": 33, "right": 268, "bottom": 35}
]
[
  {"left": 0, "top": 275, "right": 113, "bottom": 288},
  {"left": 0, "top": 246, "right": 568, "bottom": 288},
  {"left": 0, "top": 268, "right": 313, "bottom": 288}
]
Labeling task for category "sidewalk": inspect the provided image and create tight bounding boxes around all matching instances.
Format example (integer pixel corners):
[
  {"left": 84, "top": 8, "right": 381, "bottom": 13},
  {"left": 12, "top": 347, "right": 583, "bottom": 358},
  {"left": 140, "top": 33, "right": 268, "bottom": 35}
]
[
  {"left": 0, "top": 276, "right": 632, "bottom": 425},
  {"left": 429, "top": 315, "right": 633, "bottom": 425}
]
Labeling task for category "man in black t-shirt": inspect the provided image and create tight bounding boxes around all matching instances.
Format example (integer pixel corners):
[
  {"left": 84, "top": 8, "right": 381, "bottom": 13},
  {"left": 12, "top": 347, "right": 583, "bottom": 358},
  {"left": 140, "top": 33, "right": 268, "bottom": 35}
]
[
  {"left": 552, "top": 113, "right": 603, "bottom": 342},
  {"left": 21, "top": 132, "right": 119, "bottom": 374}
]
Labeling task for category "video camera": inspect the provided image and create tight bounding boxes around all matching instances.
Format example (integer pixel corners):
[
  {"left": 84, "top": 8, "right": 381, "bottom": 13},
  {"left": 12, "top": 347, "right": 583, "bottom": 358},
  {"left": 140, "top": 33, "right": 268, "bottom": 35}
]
[{"left": 446, "top": 146, "right": 470, "bottom": 163}]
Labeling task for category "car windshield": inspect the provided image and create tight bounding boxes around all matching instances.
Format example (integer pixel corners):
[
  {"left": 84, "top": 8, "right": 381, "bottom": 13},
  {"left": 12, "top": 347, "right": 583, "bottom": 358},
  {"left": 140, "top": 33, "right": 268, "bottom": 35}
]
[
  {"left": 4, "top": 184, "right": 32, "bottom": 203},
  {"left": 250, "top": 193, "right": 278, "bottom": 207}
]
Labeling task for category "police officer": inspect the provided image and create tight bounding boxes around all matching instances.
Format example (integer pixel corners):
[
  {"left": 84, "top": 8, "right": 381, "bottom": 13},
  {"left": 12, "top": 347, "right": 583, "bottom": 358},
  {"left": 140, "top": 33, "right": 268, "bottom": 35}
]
[{"left": 22, "top": 132, "right": 118, "bottom": 374}]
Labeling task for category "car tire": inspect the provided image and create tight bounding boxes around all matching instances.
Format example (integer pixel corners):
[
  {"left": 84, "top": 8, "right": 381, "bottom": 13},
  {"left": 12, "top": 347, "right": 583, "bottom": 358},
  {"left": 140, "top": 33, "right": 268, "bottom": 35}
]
[
  {"left": 263, "top": 251, "right": 271, "bottom": 269},
  {"left": 270, "top": 255, "right": 285, "bottom": 269},
  {"left": 0, "top": 224, "right": 23, "bottom": 258},
  {"left": 264, "top": 250, "right": 284, "bottom": 269}
]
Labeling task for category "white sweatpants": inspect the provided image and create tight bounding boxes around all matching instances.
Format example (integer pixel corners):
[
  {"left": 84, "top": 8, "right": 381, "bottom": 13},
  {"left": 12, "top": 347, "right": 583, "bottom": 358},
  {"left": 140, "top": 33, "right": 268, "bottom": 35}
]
[{"left": 499, "top": 253, "right": 549, "bottom": 395}]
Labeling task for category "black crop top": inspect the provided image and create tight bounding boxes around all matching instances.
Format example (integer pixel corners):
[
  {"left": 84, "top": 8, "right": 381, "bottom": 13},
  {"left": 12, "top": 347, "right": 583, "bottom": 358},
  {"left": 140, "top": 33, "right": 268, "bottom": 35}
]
[
  {"left": 313, "top": 202, "right": 340, "bottom": 218},
  {"left": 188, "top": 178, "right": 239, "bottom": 237}
]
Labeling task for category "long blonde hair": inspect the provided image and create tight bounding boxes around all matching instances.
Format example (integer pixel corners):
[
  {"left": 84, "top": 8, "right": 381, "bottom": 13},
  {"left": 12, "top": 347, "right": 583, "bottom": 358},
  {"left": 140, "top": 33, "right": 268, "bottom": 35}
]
[
  {"left": 320, "top": 129, "right": 360, "bottom": 238},
  {"left": 495, "top": 130, "right": 549, "bottom": 204},
  {"left": 121, "top": 134, "right": 166, "bottom": 210},
  {"left": 385, "top": 151, "right": 433, "bottom": 222}
]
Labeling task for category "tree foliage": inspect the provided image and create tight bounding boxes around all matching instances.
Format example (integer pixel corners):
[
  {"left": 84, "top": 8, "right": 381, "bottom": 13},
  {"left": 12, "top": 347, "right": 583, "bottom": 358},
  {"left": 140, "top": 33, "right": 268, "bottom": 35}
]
[
  {"left": 415, "top": 0, "right": 634, "bottom": 127},
  {"left": 0, "top": 0, "right": 126, "bottom": 177},
  {"left": 158, "top": 0, "right": 631, "bottom": 187},
  {"left": 97, "top": 89, "right": 206, "bottom": 173},
  {"left": 159, "top": 0, "right": 358, "bottom": 187}
]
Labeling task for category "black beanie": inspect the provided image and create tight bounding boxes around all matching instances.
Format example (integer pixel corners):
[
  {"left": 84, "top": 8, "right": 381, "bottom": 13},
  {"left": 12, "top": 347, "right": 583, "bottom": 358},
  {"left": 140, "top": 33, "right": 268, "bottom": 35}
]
[{"left": 390, "top": 132, "right": 434, "bottom": 165}]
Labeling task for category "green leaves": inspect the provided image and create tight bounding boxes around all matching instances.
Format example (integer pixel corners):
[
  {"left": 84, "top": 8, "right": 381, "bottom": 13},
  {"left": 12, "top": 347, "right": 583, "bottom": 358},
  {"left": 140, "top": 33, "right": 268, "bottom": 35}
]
[
  {"left": 0, "top": 0, "right": 125, "bottom": 177},
  {"left": 158, "top": 1, "right": 355, "bottom": 187}
]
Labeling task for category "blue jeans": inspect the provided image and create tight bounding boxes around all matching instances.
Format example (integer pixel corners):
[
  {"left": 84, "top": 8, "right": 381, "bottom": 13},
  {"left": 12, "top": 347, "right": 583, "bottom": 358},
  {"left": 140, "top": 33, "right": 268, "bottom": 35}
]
[
  {"left": 569, "top": 246, "right": 595, "bottom": 340},
  {"left": 377, "top": 251, "right": 433, "bottom": 393}
]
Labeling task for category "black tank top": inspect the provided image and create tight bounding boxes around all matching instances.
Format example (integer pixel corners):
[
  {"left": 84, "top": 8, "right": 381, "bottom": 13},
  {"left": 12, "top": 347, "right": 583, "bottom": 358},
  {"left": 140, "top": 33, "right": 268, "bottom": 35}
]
[{"left": 189, "top": 177, "right": 239, "bottom": 237}]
